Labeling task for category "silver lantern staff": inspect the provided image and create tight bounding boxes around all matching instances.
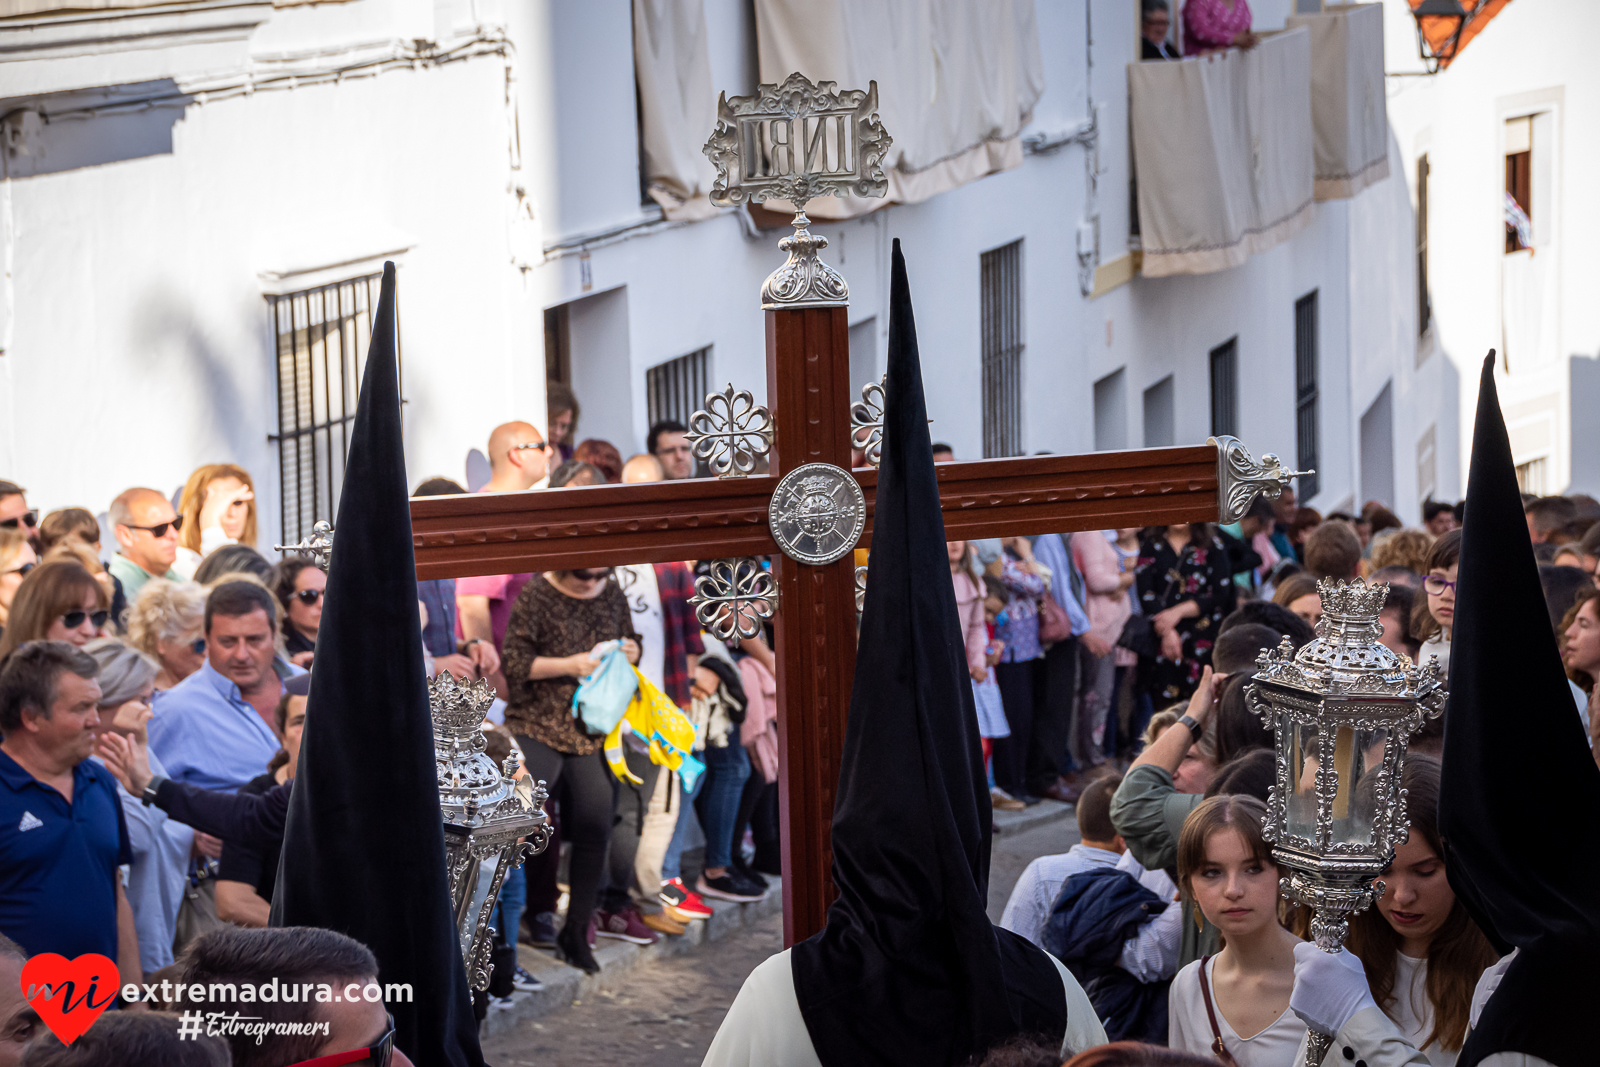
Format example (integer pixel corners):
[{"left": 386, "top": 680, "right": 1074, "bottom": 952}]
[
  {"left": 431, "top": 672, "right": 551, "bottom": 991},
  {"left": 1245, "top": 578, "right": 1445, "bottom": 1067}
]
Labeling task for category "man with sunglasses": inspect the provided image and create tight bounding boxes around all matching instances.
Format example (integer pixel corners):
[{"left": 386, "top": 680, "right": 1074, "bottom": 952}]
[
  {"left": 107, "top": 487, "right": 184, "bottom": 600},
  {"left": 457, "top": 421, "right": 551, "bottom": 697},
  {"left": 176, "top": 926, "right": 412, "bottom": 1067},
  {"left": 0, "top": 482, "right": 38, "bottom": 554}
]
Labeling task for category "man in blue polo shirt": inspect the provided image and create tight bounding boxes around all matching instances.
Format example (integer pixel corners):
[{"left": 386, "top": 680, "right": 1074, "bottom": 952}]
[
  {"left": 150, "top": 580, "right": 301, "bottom": 793},
  {"left": 0, "top": 641, "right": 138, "bottom": 982}
]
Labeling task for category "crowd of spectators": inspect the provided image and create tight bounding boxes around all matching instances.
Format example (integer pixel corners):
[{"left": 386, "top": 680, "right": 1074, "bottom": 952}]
[{"left": 4, "top": 372, "right": 1597, "bottom": 1065}]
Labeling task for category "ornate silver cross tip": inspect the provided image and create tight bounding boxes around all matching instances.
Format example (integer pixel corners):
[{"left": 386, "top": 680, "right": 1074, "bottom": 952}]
[
  {"left": 274, "top": 520, "right": 334, "bottom": 570},
  {"left": 849, "top": 377, "right": 886, "bottom": 468},
  {"left": 1209, "top": 436, "right": 1314, "bottom": 524},
  {"left": 685, "top": 384, "right": 774, "bottom": 479},
  {"left": 701, "top": 72, "right": 892, "bottom": 310}
]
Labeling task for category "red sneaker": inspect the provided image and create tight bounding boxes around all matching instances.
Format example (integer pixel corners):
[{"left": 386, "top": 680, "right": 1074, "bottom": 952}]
[
  {"left": 594, "top": 906, "right": 658, "bottom": 945},
  {"left": 659, "top": 877, "right": 714, "bottom": 920}
]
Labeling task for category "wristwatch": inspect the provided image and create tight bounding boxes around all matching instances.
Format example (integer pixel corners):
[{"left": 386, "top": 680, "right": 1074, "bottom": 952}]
[
  {"left": 1177, "top": 715, "right": 1203, "bottom": 742},
  {"left": 141, "top": 776, "right": 167, "bottom": 808}
]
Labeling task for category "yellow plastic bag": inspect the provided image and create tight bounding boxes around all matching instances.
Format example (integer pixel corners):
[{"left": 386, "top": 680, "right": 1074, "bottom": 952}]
[{"left": 603, "top": 668, "right": 705, "bottom": 791}]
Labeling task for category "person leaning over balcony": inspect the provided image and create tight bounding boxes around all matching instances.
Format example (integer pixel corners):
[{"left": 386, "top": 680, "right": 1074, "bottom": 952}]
[
  {"left": 1141, "top": 0, "right": 1180, "bottom": 59},
  {"left": 1182, "top": 0, "right": 1258, "bottom": 54}
]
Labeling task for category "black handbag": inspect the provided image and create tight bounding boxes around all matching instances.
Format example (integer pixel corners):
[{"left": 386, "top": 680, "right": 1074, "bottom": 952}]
[{"left": 1116, "top": 614, "right": 1160, "bottom": 659}]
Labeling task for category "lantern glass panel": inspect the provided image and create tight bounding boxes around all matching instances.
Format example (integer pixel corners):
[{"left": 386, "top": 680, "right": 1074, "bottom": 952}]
[{"left": 1285, "top": 719, "right": 1388, "bottom": 845}]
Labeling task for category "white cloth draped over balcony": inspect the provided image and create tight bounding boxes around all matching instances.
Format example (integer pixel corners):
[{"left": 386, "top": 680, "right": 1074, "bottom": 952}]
[
  {"left": 1129, "top": 27, "right": 1314, "bottom": 278},
  {"left": 1287, "top": 2, "right": 1389, "bottom": 200},
  {"left": 633, "top": 0, "right": 721, "bottom": 222},
  {"left": 752, "top": 0, "right": 1045, "bottom": 219}
]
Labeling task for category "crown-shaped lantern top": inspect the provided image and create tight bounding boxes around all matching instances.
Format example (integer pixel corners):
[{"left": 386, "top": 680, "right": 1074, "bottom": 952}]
[
  {"left": 430, "top": 673, "right": 515, "bottom": 828},
  {"left": 1254, "top": 579, "right": 1445, "bottom": 702}
]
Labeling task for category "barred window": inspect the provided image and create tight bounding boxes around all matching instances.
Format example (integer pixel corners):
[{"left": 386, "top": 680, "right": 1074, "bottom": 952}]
[
  {"left": 981, "top": 239, "right": 1024, "bottom": 458},
  {"left": 1295, "top": 291, "right": 1320, "bottom": 500},
  {"left": 1209, "top": 337, "right": 1238, "bottom": 439},
  {"left": 269, "top": 274, "right": 398, "bottom": 546},
  {"left": 646, "top": 346, "right": 711, "bottom": 430}
]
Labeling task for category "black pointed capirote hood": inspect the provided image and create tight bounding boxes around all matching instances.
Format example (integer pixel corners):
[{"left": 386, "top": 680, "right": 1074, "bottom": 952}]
[
  {"left": 272, "top": 264, "right": 485, "bottom": 1066},
  {"left": 1439, "top": 352, "right": 1600, "bottom": 1067},
  {"left": 790, "top": 240, "right": 1066, "bottom": 1065}
]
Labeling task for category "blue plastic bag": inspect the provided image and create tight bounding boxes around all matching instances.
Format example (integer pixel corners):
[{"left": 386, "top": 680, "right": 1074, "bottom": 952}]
[{"left": 571, "top": 641, "right": 639, "bottom": 736}]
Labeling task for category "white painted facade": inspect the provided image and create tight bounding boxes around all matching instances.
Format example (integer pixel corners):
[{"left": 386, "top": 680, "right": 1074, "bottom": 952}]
[
  {"left": 0, "top": 0, "right": 1457, "bottom": 548},
  {"left": 1377, "top": 0, "right": 1600, "bottom": 499}
]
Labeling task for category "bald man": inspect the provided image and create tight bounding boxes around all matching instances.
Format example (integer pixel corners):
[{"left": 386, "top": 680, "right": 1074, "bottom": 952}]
[
  {"left": 457, "top": 421, "right": 551, "bottom": 697},
  {"left": 622, "top": 453, "right": 665, "bottom": 484},
  {"left": 108, "top": 486, "right": 183, "bottom": 598}
]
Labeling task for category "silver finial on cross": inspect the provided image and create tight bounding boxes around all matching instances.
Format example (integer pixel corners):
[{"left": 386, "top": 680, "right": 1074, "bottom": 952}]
[
  {"left": 702, "top": 72, "right": 892, "bottom": 310},
  {"left": 275, "top": 520, "right": 335, "bottom": 570}
]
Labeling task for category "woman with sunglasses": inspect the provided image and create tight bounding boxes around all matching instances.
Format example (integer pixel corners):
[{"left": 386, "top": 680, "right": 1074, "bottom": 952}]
[
  {"left": 0, "top": 558, "right": 109, "bottom": 660},
  {"left": 1411, "top": 530, "right": 1461, "bottom": 675},
  {"left": 0, "top": 527, "right": 38, "bottom": 640},
  {"left": 124, "top": 578, "right": 209, "bottom": 690},
  {"left": 273, "top": 557, "right": 326, "bottom": 667},
  {"left": 502, "top": 566, "right": 641, "bottom": 974}
]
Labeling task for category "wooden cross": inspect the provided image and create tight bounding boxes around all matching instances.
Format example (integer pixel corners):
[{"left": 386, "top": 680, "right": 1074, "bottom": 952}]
[{"left": 407, "top": 76, "right": 1300, "bottom": 946}]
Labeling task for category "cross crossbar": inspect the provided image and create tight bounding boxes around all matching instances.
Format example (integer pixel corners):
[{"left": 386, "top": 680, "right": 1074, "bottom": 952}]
[{"left": 409, "top": 444, "right": 1219, "bottom": 580}]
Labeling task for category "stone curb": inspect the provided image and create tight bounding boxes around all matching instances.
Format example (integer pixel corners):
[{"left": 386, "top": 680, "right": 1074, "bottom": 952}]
[
  {"left": 993, "top": 797, "right": 1074, "bottom": 838},
  {"left": 480, "top": 878, "right": 785, "bottom": 1039}
]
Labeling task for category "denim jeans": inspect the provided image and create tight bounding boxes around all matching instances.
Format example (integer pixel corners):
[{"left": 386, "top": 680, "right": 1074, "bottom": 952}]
[
  {"left": 695, "top": 741, "right": 751, "bottom": 871},
  {"left": 660, "top": 759, "right": 706, "bottom": 882},
  {"left": 491, "top": 863, "right": 526, "bottom": 948}
]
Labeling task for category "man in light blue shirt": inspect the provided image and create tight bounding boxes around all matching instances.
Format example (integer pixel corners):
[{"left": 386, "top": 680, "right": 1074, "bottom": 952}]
[
  {"left": 1027, "top": 532, "right": 1092, "bottom": 802},
  {"left": 150, "top": 581, "right": 302, "bottom": 793}
]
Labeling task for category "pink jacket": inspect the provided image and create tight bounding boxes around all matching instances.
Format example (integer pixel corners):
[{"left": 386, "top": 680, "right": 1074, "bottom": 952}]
[
  {"left": 1070, "top": 531, "right": 1133, "bottom": 652},
  {"left": 952, "top": 571, "right": 988, "bottom": 679},
  {"left": 738, "top": 654, "right": 780, "bottom": 784}
]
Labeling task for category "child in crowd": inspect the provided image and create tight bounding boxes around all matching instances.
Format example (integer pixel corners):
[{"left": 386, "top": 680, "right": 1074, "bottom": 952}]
[{"left": 1168, "top": 794, "right": 1306, "bottom": 1066}]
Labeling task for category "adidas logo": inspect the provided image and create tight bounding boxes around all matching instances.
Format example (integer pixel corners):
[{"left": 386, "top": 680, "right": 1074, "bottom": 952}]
[{"left": 17, "top": 811, "right": 42, "bottom": 832}]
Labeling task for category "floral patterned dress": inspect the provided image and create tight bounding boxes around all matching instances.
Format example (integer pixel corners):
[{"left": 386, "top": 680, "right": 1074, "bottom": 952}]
[{"left": 1136, "top": 531, "right": 1235, "bottom": 703}]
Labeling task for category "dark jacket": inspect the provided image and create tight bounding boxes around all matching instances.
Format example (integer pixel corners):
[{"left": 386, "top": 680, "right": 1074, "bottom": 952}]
[{"left": 1041, "top": 866, "right": 1170, "bottom": 1043}]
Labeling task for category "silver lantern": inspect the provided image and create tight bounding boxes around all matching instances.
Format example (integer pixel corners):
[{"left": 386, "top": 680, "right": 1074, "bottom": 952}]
[
  {"left": 430, "top": 672, "right": 551, "bottom": 990},
  {"left": 1245, "top": 578, "right": 1445, "bottom": 1065}
]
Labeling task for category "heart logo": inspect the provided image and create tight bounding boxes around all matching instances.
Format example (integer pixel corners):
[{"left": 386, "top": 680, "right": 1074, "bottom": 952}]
[{"left": 19, "top": 953, "right": 119, "bottom": 1045}]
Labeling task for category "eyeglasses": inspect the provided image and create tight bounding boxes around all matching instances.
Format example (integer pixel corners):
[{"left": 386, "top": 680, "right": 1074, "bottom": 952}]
[
  {"left": 570, "top": 568, "right": 611, "bottom": 582},
  {"left": 123, "top": 515, "right": 184, "bottom": 538},
  {"left": 1, "top": 562, "right": 33, "bottom": 578},
  {"left": 513, "top": 441, "right": 551, "bottom": 453},
  {"left": 60, "top": 609, "right": 109, "bottom": 630},
  {"left": 287, "top": 1014, "right": 394, "bottom": 1067},
  {"left": 0, "top": 510, "right": 37, "bottom": 530},
  {"left": 294, "top": 588, "right": 325, "bottom": 605},
  {"left": 1422, "top": 575, "right": 1458, "bottom": 595}
]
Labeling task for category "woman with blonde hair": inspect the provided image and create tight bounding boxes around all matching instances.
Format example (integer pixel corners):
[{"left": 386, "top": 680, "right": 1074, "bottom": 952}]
[
  {"left": 1168, "top": 793, "right": 1306, "bottom": 1066},
  {"left": 0, "top": 527, "right": 38, "bottom": 637},
  {"left": 1368, "top": 528, "right": 1435, "bottom": 576},
  {"left": 0, "top": 559, "right": 110, "bottom": 659},
  {"left": 174, "top": 464, "right": 257, "bottom": 577},
  {"left": 124, "top": 577, "right": 209, "bottom": 690}
]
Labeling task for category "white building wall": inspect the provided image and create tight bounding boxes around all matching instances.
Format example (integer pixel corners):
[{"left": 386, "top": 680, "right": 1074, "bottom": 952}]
[{"left": 0, "top": 0, "right": 1441, "bottom": 544}]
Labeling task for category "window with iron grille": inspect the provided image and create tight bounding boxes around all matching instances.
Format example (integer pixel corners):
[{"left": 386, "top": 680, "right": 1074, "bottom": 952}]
[
  {"left": 647, "top": 346, "right": 710, "bottom": 430},
  {"left": 269, "top": 274, "right": 397, "bottom": 547},
  {"left": 1209, "top": 337, "right": 1237, "bottom": 439},
  {"left": 980, "top": 240, "right": 1024, "bottom": 457},
  {"left": 1294, "top": 291, "right": 1320, "bottom": 500}
]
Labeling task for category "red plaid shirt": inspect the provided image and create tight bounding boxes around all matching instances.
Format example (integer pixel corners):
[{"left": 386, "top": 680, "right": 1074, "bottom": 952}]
[{"left": 654, "top": 562, "right": 705, "bottom": 708}]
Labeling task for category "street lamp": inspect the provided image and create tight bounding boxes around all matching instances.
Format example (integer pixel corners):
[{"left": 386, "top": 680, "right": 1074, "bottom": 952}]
[
  {"left": 1246, "top": 579, "right": 1446, "bottom": 1066},
  {"left": 431, "top": 672, "right": 552, "bottom": 990},
  {"left": 1411, "top": 0, "right": 1474, "bottom": 74}
]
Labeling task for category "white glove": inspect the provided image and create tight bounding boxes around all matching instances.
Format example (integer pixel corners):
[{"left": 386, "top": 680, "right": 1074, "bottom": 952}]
[
  {"left": 1469, "top": 949, "right": 1517, "bottom": 1030},
  {"left": 1290, "top": 942, "right": 1377, "bottom": 1037}
]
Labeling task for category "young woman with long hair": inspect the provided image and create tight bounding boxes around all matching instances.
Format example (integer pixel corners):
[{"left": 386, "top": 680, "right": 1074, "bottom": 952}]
[
  {"left": 1344, "top": 754, "right": 1498, "bottom": 1065},
  {"left": 1411, "top": 530, "right": 1461, "bottom": 673},
  {"left": 1168, "top": 793, "right": 1306, "bottom": 1065},
  {"left": 0, "top": 559, "right": 109, "bottom": 660},
  {"left": 174, "top": 463, "right": 258, "bottom": 577}
]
